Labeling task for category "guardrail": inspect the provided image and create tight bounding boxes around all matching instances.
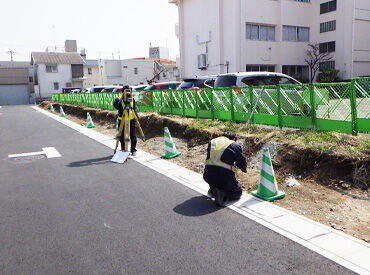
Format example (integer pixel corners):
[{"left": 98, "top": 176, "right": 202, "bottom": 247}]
[{"left": 52, "top": 77, "right": 370, "bottom": 135}]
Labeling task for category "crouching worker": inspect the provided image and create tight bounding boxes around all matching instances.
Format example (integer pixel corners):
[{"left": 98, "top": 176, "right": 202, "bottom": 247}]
[
  {"left": 203, "top": 132, "right": 247, "bottom": 206},
  {"left": 113, "top": 86, "right": 138, "bottom": 156}
]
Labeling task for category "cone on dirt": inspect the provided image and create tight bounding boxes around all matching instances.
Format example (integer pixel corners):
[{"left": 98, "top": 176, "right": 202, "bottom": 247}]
[
  {"left": 251, "top": 148, "right": 285, "bottom": 201},
  {"left": 60, "top": 106, "right": 65, "bottom": 117},
  {"left": 162, "top": 127, "right": 181, "bottom": 159},
  {"left": 86, "top": 112, "right": 95, "bottom": 128},
  {"left": 50, "top": 104, "right": 55, "bottom": 113},
  {"left": 114, "top": 118, "right": 119, "bottom": 139}
]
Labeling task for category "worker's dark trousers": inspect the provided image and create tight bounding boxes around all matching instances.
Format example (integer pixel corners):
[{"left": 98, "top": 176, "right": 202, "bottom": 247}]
[
  {"left": 203, "top": 167, "right": 242, "bottom": 201},
  {"left": 119, "top": 119, "right": 137, "bottom": 153}
]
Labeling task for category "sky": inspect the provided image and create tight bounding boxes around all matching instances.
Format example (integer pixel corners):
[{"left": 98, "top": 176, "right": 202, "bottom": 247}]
[{"left": 0, "top": 0, "right": 179, "bottom": 61}]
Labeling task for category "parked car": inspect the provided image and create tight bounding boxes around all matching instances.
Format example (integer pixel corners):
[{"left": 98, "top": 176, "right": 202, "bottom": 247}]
[
  {"left": 62, "top": 87, "right": 81, "bottom": 94},
  {"left": 177, "top": 76, "right": 216, "bottom": 90},
  {"left": 100, "top": 86, "right": 124, "bottom": 93},
  {"left": 131, "top": 85, "right": 148, "bottom": 91},
  {"left": 214, "top": 72, "right": 300, "bottom": 88},
  {"left": 144, "top": 82, "right": 181, "bottom": 91},
  {"left": 213, "top": 72, "right": 327, "bottom": 116},
  {"left": 135, "top": 82, "right": 181, "bottom": 105},
  {"left": 90, "top": 86, "right": 119, "bottom": 93}
]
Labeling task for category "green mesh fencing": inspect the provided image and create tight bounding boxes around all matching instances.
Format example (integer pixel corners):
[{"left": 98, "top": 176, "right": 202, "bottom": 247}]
[{"left": 51, "top": 78, "right": 370, "bottom": 135}]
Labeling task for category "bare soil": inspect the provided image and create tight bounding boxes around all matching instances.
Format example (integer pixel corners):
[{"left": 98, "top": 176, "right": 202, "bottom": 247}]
[{"left": 40, "top": 102, "right": 370, "bottom": 242}]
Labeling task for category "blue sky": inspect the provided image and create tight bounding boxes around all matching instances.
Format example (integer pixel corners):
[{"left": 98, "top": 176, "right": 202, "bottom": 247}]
[{"left": 0, "top": 0, "right": 179, "bottom": 61}]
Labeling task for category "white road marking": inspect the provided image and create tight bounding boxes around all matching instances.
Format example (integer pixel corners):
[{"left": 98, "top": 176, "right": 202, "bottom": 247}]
[
  {"left": 103, "top": 223, "right": 113, "bottom": 229},
  {"left": 42, "top": 147, "right": 61, "bottom": 158},
  {"left": 33, "top": 106, "right": 370, "bottom": 274},
  {"left": 8, "top": 147, "right": 61, "bottom": 159}
]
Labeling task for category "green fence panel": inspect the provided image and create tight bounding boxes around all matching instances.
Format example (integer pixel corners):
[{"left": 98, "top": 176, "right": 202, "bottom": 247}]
[{"left": 51, "top": 77, "right": 370, "bottom": 134}]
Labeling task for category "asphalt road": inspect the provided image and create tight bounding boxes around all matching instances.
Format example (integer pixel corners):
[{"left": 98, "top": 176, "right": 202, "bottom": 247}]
[{"left": 0, "top": 105, "right": 353, "bottom": 274}]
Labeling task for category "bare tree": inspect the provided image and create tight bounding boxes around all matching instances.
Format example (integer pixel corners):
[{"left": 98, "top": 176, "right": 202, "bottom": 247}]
[
  {"left": 305, "top": 43, "right": 332, "bottom": 83},
  {"left": 147, "top": 61, "right": 167, "bottom": 84}
]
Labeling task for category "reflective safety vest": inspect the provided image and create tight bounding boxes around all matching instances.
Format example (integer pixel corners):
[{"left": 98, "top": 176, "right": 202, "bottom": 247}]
[
  {"left": 117, "top": 97, "right": 135, "bottom": 120},
  {"left": 205, "top": 136, "right": 237, "bottom": 173}
]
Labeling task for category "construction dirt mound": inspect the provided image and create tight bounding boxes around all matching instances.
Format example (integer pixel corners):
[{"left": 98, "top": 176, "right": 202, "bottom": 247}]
[{"left": 40, "top": 101, "right": 370, "bottom": 242}]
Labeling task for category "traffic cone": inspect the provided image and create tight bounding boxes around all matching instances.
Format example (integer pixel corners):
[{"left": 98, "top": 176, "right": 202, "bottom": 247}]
[
  {"left": 50, "top": 104, "right": 55, "bottom": 113},
  {"left": 162, "top": 127, "right": 181, "bottom": 159},
  {"left": 251, "top": 148, "right": 285, "bottom": 201},
  {"left": 114, "top": 118, "right": 119, "bottom": 139},
  {"left": 60, "top": 106, "right": 65, "bottom": 117},
  {"left": 86, "top": 112, "right": 95, "bottom": 128}
]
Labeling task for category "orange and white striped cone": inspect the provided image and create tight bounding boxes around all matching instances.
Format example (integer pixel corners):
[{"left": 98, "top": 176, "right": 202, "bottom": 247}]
[
  {"left": 251, "top": 148, "right": 285, "bottom": 201},
  {"left": 162, "top": 127, "right": 181, "bottom": 159}
]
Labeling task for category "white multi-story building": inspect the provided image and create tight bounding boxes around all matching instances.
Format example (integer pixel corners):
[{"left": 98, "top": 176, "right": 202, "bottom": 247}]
[
  {"left": 99, "top": 58, "right": 179, "bottom": 86},
  {"left": 83, "top": 60, "right": 101, "bottom": 87},
  {"left": 170, "top": 0, "right": 370, "bottom": 81}
]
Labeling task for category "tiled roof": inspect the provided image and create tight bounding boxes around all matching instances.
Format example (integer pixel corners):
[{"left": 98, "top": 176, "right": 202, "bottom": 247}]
[
  {"left": 31, "top": 52, "right": 85, "bottom": 65},
  {"left": 84, "top": 59, "right": 98, "bottom": 66},
  {"left": 130, "top": 57, "right": 176, "bottom": 65}
]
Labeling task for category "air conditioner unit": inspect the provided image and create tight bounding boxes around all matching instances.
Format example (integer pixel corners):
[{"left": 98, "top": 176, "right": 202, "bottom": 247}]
[{"left": 197, "top": 53, "right": 208, "bottom": 70}]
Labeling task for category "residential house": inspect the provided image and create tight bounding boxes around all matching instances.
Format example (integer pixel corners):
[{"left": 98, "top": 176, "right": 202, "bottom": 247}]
[
  {"left": 170, "top": 0, "right": 370, "bottom": 81},
  {"left": 83, "top": 59, "right": 101, "bottom": 87},
  {"left": 0, "top": 61, "right": 34, "bottom": 105},
  {"left": 31, "top": 52, "right": 85, "bottom": 99}
]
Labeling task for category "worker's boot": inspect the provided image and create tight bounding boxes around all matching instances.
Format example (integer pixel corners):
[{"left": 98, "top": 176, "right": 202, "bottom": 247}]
[{"left": 214, "top": 188, "right": 227, "bottom": 207}]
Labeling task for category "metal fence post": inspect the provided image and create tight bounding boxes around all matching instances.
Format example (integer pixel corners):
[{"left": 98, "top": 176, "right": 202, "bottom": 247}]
[
  {"left": 160, "top": 90, "right": 164, "bottom": 114},
  {"left": 182, "top": 90, "right": 185, "bottom": 117},
  {"left": 195, "top": 91, "right": 199, "bottom": 118},
  {"left": 249, "top": 87, "right": 254, "bottom": 123},
  {"left": 210, "top": 89, "right": 215, "bottom": 119},
  {"left": 230, "top": 88, "right": 235, "bottom": 121},
  {"left": 277, "top": 86, "right": 283, "bottom": 129},
  {"left": 349, "top": 79, "right": 358, "bottom": 136},
  {"left": 309, "top": 84, "right": 317, "bottom": 130}
]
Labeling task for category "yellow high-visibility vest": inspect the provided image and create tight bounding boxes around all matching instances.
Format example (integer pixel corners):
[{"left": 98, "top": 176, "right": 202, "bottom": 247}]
[
  {"left": 117, "top": 97, "right": 134, "bottom": 120},
  {"left": 205, "top": 136, "right": 237, "bottom": 172}
]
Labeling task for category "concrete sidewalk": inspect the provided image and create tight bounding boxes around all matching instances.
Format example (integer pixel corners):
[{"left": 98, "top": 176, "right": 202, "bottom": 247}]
[{"left": 33, "top": 106, "right": 370, "bottom": 274}]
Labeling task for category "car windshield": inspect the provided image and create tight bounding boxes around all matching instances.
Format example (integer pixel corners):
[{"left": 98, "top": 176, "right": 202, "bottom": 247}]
[
  {"left": 214, "top": 75, "right": 237, "bottom": 88},
  {"left": 104, "top": 88, "right": 114, "bottom": 92},
  {"left": 178, "top": 81, "right": 194, "bottom": 89}
]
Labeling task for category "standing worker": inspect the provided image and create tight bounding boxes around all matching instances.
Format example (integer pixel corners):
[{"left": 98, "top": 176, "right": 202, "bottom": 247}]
[
  {"left": 114, "top": 86, "right": 138, "bottom": 156},
  {"left": 203, "top": 132, "right": 247, "bottom": 206}
]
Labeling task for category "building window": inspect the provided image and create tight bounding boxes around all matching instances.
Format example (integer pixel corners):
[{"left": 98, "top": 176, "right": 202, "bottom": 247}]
[
  {"left": 66, "top": 82, "right": 72, "bottom": 87},
  {"left": 320, "top": 20, "right": 336, "bottom": 33},
  {"left": 295, "top": 0, "right": 310, "bottom": 2},
  {"left": 283, "top": 26, "right": 309, "bottom": 42},
  {"left": 319, "top": 61, "right": 335, "bottom": 71},
  {"left": 246, "top": 65, "right": 275, "bottom": 72},
  {"left": 29, "top": 77, "right": 33, "bottom": 83},
  {"left": 319, "top": 41, "right": 336, "bottom": 53},
  {"left": 123, "top": 66, "right": 128, "bottom": 69},
  {"left": 246, "top": 24, "right": 275, "bottom": 41},
  {"left": 46, "top": 64, "right": 58, "bottom": 73},
  {"left": 162, "top": 72, "right": 167, "bottom": 78},
  {"left": 134, "top": 67, "right": 138, "bottom": 75},
  {"left": 53, "top": 82, "right": 59, "bottom": 90},
  {"left": 88, "top": 68, "right": 92, "bottom": 75},
  {"left": 320, "top": 0, "right": 337, "bottom": 14},
  {"left": 282, "top": 65, "right": 309, "bottom": 82}
]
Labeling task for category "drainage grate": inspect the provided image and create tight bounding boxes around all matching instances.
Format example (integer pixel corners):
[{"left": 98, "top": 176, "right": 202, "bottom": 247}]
[{"left": 9, "top": 154, "right": 46, "bottom": 162}]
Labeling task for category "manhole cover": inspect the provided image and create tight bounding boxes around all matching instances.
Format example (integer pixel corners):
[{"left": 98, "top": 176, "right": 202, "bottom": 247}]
[{"left": 9, "top": 154, "right": 46, "bottom": 162}]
